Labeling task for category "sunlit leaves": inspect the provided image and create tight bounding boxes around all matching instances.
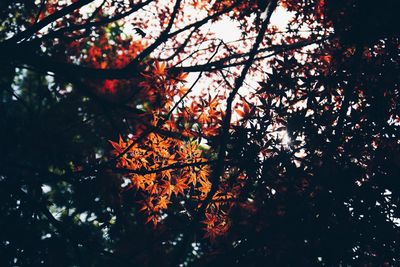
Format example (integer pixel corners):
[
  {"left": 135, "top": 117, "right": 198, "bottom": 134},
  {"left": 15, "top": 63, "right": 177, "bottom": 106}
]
[{"left": 110, "top": 126, "right": 211, "bottom": 226}]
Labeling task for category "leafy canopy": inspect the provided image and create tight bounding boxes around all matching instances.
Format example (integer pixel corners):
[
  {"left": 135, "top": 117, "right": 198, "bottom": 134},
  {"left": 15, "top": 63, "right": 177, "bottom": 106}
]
[{"left": 0, "top": 0, "right": 399, "bottom": 266}]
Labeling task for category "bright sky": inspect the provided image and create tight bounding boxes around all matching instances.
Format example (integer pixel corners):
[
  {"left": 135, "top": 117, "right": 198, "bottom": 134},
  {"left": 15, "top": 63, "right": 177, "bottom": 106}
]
[{"left": 183, "top": 4, "right": 295, "bottom": 108}]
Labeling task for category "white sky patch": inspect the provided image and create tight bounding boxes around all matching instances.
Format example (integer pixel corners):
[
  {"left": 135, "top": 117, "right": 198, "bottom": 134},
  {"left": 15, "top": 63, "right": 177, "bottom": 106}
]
[
  {"left": 270, "top": 5, "right": 295, "bottom": 31},
  {"left": 79, "top": 0, "right": 106, "bottom": 18},
  {"left": 209, "top": 17, "right": 241, "bottom": 43}
]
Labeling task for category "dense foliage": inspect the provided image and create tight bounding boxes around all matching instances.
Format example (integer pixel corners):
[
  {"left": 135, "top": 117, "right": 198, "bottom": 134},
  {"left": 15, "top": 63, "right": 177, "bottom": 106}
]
[{"left": 0, "top": 0, "right": 399, "bottom": 266}]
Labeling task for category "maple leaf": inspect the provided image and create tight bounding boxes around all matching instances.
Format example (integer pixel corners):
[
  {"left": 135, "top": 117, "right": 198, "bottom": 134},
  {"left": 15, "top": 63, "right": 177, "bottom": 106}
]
[
  {"left": 163, "top": 119, "right": 177, "bottom": 131},
  {"left": 202, "top": 213, "right": 218, "bottom": 227},
  {"left": 173, "top": 178, "right": 189, "bottom": 196},
  {"left": 202, "top": 214, "right": 230, "bottom": 241},
  {"left": 144, "top": 173, "right": 157, "bottom": 184},
  {"left": 108, "top": 135, "right": 126, "bottom": 153},
  {"left": 186, "top": 142, "right": 201, "bottom": 158},
  {"left": 236, "top": 100, "right": 252, "bottom": 119},
  {"left": 178, "top": 86, "right": 188, "bottom": 97},
  {"left": 208, "top": 95, "right": 219, "bottom": 111},
  {"left": 156, "top": 196, "right": 170, "bottom": 210},
  {"left": 198, "top": 179, "right": 211, "bottom": 194},
  {"left": 161, "top": 169, "right": 172, "bottom": 180},
  {"left": 202, "top": 125, "right": 219, "bottom": 137},
  {"left": 198, "top": 112, "right": 209, "bottom": 124},
  {"left": 203, "top": 223, "right": 227, "bottom": 242},
  {"left": 176, "top": 72, "right": 188, "bottom": 82},
  {"left": 153, "top": 61, "right": 167, "bottom": 76},
  {"left": 197, "top": 165, "right": 210, "bottom": 182},
  {"left": 161, "top": 180, "right": 174, "bottom": 196},
  {"left": 188, "top": 172, "right": 198, "bottom": 186},
  {"left": 138, "top": 198, "right": 154, "bottom": 212},
  {"left": 131, "top": 174, "right": 146, "bottom": 190}
]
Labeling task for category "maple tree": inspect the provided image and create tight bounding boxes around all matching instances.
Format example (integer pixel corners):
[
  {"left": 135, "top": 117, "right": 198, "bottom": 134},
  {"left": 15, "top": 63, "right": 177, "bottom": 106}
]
[{"left": 0, "top": 0, "right": 399, "bottom": 266}]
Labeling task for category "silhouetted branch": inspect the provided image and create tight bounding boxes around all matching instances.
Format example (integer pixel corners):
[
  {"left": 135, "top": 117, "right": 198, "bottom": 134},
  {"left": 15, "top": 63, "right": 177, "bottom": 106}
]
[{"left": 5, "top": 0, "right": 95, "bottom": 44}]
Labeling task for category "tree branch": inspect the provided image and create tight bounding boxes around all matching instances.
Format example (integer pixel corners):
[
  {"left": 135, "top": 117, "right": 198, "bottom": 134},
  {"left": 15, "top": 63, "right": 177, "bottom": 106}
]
[
  {"left": 174, "top": 36, "right": 332, "bottom": 73},
  {"left": 130, "top": 0, "right": 182, "bottom": 64},
  {"left": 202, "top": 0, "right": 278, "bottom": 212},
  {"left": 37, "top": 0, "right": 153, "bottom": 43},
  {"left": 5, "top": 0, "right": 95, "bottom": 44}
]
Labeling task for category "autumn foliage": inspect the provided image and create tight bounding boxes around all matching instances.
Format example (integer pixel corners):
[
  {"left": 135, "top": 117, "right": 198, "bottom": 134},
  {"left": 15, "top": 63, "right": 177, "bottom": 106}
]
[{"left": 1, "top": 0, "right": 399, "bottom": 266}]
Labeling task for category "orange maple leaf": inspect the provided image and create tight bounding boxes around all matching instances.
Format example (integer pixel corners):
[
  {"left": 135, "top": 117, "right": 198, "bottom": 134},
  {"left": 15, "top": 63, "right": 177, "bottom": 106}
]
[
  {"left": 153, "top": 61, "right": 167, "bottom": 76},
  {"left": 161, "top": 180, "right": 174, "bottom": 196},
  {"left": 173, "top": 178, "right": 189, "bottom": 196},
  {"left": 156, "top": 196, "right": 170, "bottom": 210}
]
